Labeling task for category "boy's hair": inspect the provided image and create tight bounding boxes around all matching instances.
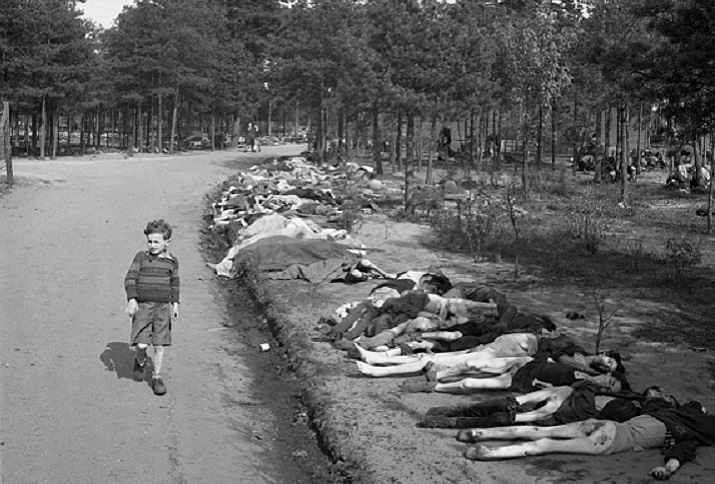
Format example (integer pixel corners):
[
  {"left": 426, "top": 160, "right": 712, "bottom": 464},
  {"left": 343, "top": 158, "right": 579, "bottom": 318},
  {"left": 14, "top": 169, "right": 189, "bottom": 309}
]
[{"left": 144, "top": 219, "right": 172, "bottom": 240}]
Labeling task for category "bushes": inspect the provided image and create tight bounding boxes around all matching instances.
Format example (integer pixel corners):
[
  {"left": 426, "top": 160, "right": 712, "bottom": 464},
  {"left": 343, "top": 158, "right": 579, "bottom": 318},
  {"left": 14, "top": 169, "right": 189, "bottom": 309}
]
[
  {"left": 428, "top": 203, "right": 503, "bottom": 260},
  {"left": 565, "top": 196, "right": 609, "bottom": 254},
  {"left": 664, "top": 234, "right": 702, "bottom": 284}
]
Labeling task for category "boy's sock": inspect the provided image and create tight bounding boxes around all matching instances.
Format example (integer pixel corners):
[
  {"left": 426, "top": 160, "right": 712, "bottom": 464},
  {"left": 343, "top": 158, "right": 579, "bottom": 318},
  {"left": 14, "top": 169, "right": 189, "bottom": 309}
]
[
  {"left": 132, "top": 356, "right": 146, "bottom": 381},
  {"left": 135, "top": 347, "right": 147, "bottom": 364}
]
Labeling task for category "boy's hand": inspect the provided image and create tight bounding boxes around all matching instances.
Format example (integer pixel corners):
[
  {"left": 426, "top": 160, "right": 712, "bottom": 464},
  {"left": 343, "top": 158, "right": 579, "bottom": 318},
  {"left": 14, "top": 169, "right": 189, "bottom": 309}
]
[
  {"left": 172, "top": 303, "right": 179, "bottom": 319},
  {"left": 126, "top": 299, "right": 138, "bottom": 317}
]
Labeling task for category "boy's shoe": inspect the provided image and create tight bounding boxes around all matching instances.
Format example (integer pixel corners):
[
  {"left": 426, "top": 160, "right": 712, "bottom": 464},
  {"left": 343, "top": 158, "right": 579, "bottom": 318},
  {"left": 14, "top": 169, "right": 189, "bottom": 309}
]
[
  {"left": 133, "top": 359, "right": 146, "bottom": 381},
  {"left": 152, "top": 377, "right": 167, "bottom": 396}
]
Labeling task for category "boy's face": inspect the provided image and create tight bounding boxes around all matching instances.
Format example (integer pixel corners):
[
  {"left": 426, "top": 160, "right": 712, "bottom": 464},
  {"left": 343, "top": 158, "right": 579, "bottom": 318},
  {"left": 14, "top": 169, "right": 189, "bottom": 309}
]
[{"left": 146, "top": 232, "right": 170, "bottom": 255}]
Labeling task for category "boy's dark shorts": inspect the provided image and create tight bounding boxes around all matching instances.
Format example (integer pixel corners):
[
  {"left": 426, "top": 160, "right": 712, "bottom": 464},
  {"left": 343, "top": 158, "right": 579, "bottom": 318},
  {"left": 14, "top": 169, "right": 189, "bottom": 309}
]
[{"left": 131, "top": 301, "right": 172, "bottom": 346}]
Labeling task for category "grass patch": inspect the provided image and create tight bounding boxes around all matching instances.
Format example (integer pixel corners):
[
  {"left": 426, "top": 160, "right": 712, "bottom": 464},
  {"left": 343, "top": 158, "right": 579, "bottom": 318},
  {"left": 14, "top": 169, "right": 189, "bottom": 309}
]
[{"left": 424, "top": 167, "right": 715, "bottom": 349}]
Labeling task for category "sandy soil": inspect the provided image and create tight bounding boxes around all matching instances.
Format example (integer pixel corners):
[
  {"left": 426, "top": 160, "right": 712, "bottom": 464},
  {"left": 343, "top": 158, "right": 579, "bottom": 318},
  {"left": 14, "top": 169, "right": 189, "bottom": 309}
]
[
  {"left": 4, "top": 147, "right": 714, "bottom": 484},
  {"left": 0, "top": 146, "right": 331, "bottom": 483},
  {"left": 248, "top": 178, "right": 715, "bottom": 483}
]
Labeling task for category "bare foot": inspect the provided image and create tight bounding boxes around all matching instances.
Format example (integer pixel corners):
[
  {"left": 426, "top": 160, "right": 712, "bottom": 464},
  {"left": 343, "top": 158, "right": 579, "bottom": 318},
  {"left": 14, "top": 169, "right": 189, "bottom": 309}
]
[{"left": 464, "top": 444, "right": 494, "bottom": 461}]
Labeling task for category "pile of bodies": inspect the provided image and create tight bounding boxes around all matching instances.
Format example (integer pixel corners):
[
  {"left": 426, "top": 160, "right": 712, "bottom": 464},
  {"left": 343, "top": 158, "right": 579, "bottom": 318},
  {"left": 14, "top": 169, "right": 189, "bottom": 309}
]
[
  {"left": 207, "top": 156, "right": 400, "bottom": 282},
  {"left": 321, "top": 274, "right": 715, "bottom": 481},
  {"left": 210, "top": 155, "right": 714, "bottom": 480}
]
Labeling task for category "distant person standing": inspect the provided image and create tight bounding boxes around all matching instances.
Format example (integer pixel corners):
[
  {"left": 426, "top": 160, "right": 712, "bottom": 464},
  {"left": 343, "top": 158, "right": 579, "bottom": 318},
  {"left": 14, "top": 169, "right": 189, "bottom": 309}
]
[
  {"left": 124, "top": 220, "right": 180, "bottom": 396},
  {"left": 253, "top": 123, "right": 261, "bottom": 152},
  {"left": 245, "top": 123, "right": 255, "bottom": 153}
]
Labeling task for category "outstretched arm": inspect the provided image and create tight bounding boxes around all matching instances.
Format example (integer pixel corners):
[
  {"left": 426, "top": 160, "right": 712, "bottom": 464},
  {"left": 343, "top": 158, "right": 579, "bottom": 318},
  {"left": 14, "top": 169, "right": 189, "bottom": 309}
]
[
  {"left": 650, "top": 438, "right": 699, "bottom": 480},
  {"left": 649, "top": 458, "right": 680, "bottom": 481},
  {"left": 557, "top": 355, "right": 599, "bottom": 375}
]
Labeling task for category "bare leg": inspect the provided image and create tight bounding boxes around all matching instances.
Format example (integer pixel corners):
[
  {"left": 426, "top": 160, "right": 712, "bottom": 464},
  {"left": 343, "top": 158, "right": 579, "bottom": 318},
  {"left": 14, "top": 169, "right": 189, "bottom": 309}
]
[
  {"left": 434, "top": 373, "right": 513, "bottom": 394},
  {"left": 463, "top": 421, "right": 616, "bottom": 460},
  {"left": 435, "top": 357, "right": 532, "bottom": 381},
  {"left": 420, "top": 331, "right": 462, "bottom": 342},
  {"left": 458, "top": 419, "right": 607, "bottom": 443},
  {"left": 135, "top": 343, "right": 148, "bottom": 363},
  {"left": 355, "top": 344, "right": 474, "bottom": 366},
  {"left": 357, "top": 259, "right": 396, "bottom": 279},
  {"left": 514, "top": 386, "right": 572, "bottom": 406},
  {"left": 512, "top": 387, "right": 573, "bottom": 423},
  {"left": 153, "top": 345, "right": 164, "bottom": 377},
  {"left": 356, "top": 360, "right": 427, "bottom": 377}
]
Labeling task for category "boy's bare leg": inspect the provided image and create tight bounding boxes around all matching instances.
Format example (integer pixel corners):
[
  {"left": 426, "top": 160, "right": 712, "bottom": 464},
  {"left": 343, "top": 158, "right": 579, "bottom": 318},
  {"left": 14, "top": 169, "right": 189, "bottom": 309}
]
[
  {"left": 135, "top": 344, "right": 148, "bottom": 363},
  {"left": 153, "top": 345, "right": 164, "bottom": 377}
]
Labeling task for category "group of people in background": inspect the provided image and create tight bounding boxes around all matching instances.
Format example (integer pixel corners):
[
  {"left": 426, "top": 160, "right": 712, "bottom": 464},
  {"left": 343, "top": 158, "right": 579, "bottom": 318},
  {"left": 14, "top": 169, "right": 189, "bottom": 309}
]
[{"left": 245, "top": 122, "right": 261, "bottom": 153}]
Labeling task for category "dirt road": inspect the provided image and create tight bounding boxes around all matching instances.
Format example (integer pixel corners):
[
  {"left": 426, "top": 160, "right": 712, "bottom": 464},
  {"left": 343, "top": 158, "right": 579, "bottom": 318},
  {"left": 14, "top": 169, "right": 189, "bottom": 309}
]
[{"left": 0, "top": 147, "right": 309, "bottom": 483}]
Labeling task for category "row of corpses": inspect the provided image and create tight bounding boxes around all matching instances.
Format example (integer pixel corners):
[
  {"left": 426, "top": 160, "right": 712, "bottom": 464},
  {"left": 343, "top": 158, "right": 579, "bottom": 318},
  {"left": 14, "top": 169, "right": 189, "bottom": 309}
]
[
  {"left": 320, "top": 274, "right": 715, "bottom": 481},
  {"left": 208, "top": 156, "right": 714, "bottom": 479},
  {"left": 207, "top": 156, "right": 400, "bottom": 280}
]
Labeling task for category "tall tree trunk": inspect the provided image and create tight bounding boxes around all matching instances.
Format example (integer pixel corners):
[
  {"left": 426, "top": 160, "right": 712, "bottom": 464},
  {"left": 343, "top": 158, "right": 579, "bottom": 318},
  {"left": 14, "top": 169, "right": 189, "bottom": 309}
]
[
  {"left": 625, "top": 101, "right": 632, "bottom": 184},
  {"left": 294, "top": 101, "right": 299, "bottom": 138},
  {"left": 496, "top": 108, "right": 502, "bottom": 170},
  {"left": 1, "top": 100, "right": 13, "bottom": 184},
  {"left": 171, "top": 88, "right": 179, "bottom": 154},
  {"left": 605, "top": 104, "right": 612, "bottom": 180},
  {"left": 404, "top": 111, "right": 415, "bottom": 212},
  {"left": 40, "top": 94, "right": 47, "bottom": 159},
  {"left": 146, "top": 101, "right": 152, "bottom": 152},
  {"left": 594, "top": 108, "right": 602, "bottom": 183},
  {"left": 551, "top": 102, "right": 556, "bottom": 171},
  {"left": 478, "top": 106, "right": 484, "bottom": 172},
  {"left": 521, "top": 104, "right": 529, "bottom": 196},
  {"left": 343, "top": 107, "right": 350, "bottom": 162},
  {"left": 372, "top": 102, "right": 382, "bottom": 175},
  {"left": 158, "top": 89, "right": 163, "bottom": 153},
  {"left": 211, "top": 110, "right": 216, "bottom": 151},
  {"left": 416, "top": 117, "right": 423, "bottom": 172},
  {"left": 572, "top": 91, "right": 578, "bottom": 172},
  {"left": 67, "top": 112, "right": 72, "bottom": 153},
  {"left": 51, "top": 108, "right": 58, "bottom": 159},
  {"left": 138, "top": 103, "right": 144, "bottom": 152},
  {"left": 31, "top": 113, "right": 37, "bottom": 154},
  {"left": 267, "top": 99, "right": 272, "bottom": 137},
  {"left": 426, "top": 116, "right": 436, "bottom": 184},
  {"left": 395, "top": 111, "right": 403, "bottom": 172},
  {"left": 537, "top": 105, "right": 543, "bottom": 170},
  {"left": 80, "top": 110, "right": 86, "bottom": 156},
  {"left": 708, "top": 131, "right": 714, "bottom": 233},
  {"left": 619, "top": 102, "right": 627, "bottom": 202},
  {"left": 636, "top": 102, "right": 643, "bottom": 175},
  {"left": 133, "top": 102, "right": 139, "bottom": 150},
  {"left": 122, "top": 107, "right": 128, "bottom": 149}
]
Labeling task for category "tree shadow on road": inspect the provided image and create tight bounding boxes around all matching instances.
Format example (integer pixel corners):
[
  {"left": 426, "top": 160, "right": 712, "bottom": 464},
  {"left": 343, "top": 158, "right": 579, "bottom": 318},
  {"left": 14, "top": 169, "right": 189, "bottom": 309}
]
[{"left": 100, "top": 342, "right": 136, "bottom": 380}]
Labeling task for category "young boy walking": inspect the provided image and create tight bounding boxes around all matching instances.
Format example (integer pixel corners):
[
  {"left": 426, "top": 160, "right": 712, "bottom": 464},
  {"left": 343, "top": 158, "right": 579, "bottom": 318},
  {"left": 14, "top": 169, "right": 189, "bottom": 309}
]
[{"left": 124, "top": 220, "right": 180, "bottom": 395}]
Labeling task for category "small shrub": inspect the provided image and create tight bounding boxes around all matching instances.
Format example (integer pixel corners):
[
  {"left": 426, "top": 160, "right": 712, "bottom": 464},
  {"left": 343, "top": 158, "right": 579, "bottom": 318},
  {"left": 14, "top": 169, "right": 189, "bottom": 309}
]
[
  {"left": 624, "top": 238, "right": 649, "bottom": 273},
  {"left": 429, "top": 203, "right": 501, "bottom": 260},
  {"left": 664, "top": 234, "right": 702, "bottom": 283},
  {"left": 566, "top": 197, "right": 610, "bottom": 254}
]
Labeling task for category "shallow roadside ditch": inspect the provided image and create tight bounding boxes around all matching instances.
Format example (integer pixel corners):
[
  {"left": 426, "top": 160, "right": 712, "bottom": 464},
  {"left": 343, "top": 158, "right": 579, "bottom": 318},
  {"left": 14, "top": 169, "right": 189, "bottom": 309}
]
[{"left": 199, "top": 189, "right": 357, "bottom": 484}]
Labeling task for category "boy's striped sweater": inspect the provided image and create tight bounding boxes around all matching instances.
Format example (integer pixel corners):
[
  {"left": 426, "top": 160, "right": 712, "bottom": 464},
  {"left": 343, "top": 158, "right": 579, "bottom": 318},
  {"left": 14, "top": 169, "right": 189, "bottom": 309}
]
[{"left": 124, "top": 251, "right": 180, "bottom": 304}]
